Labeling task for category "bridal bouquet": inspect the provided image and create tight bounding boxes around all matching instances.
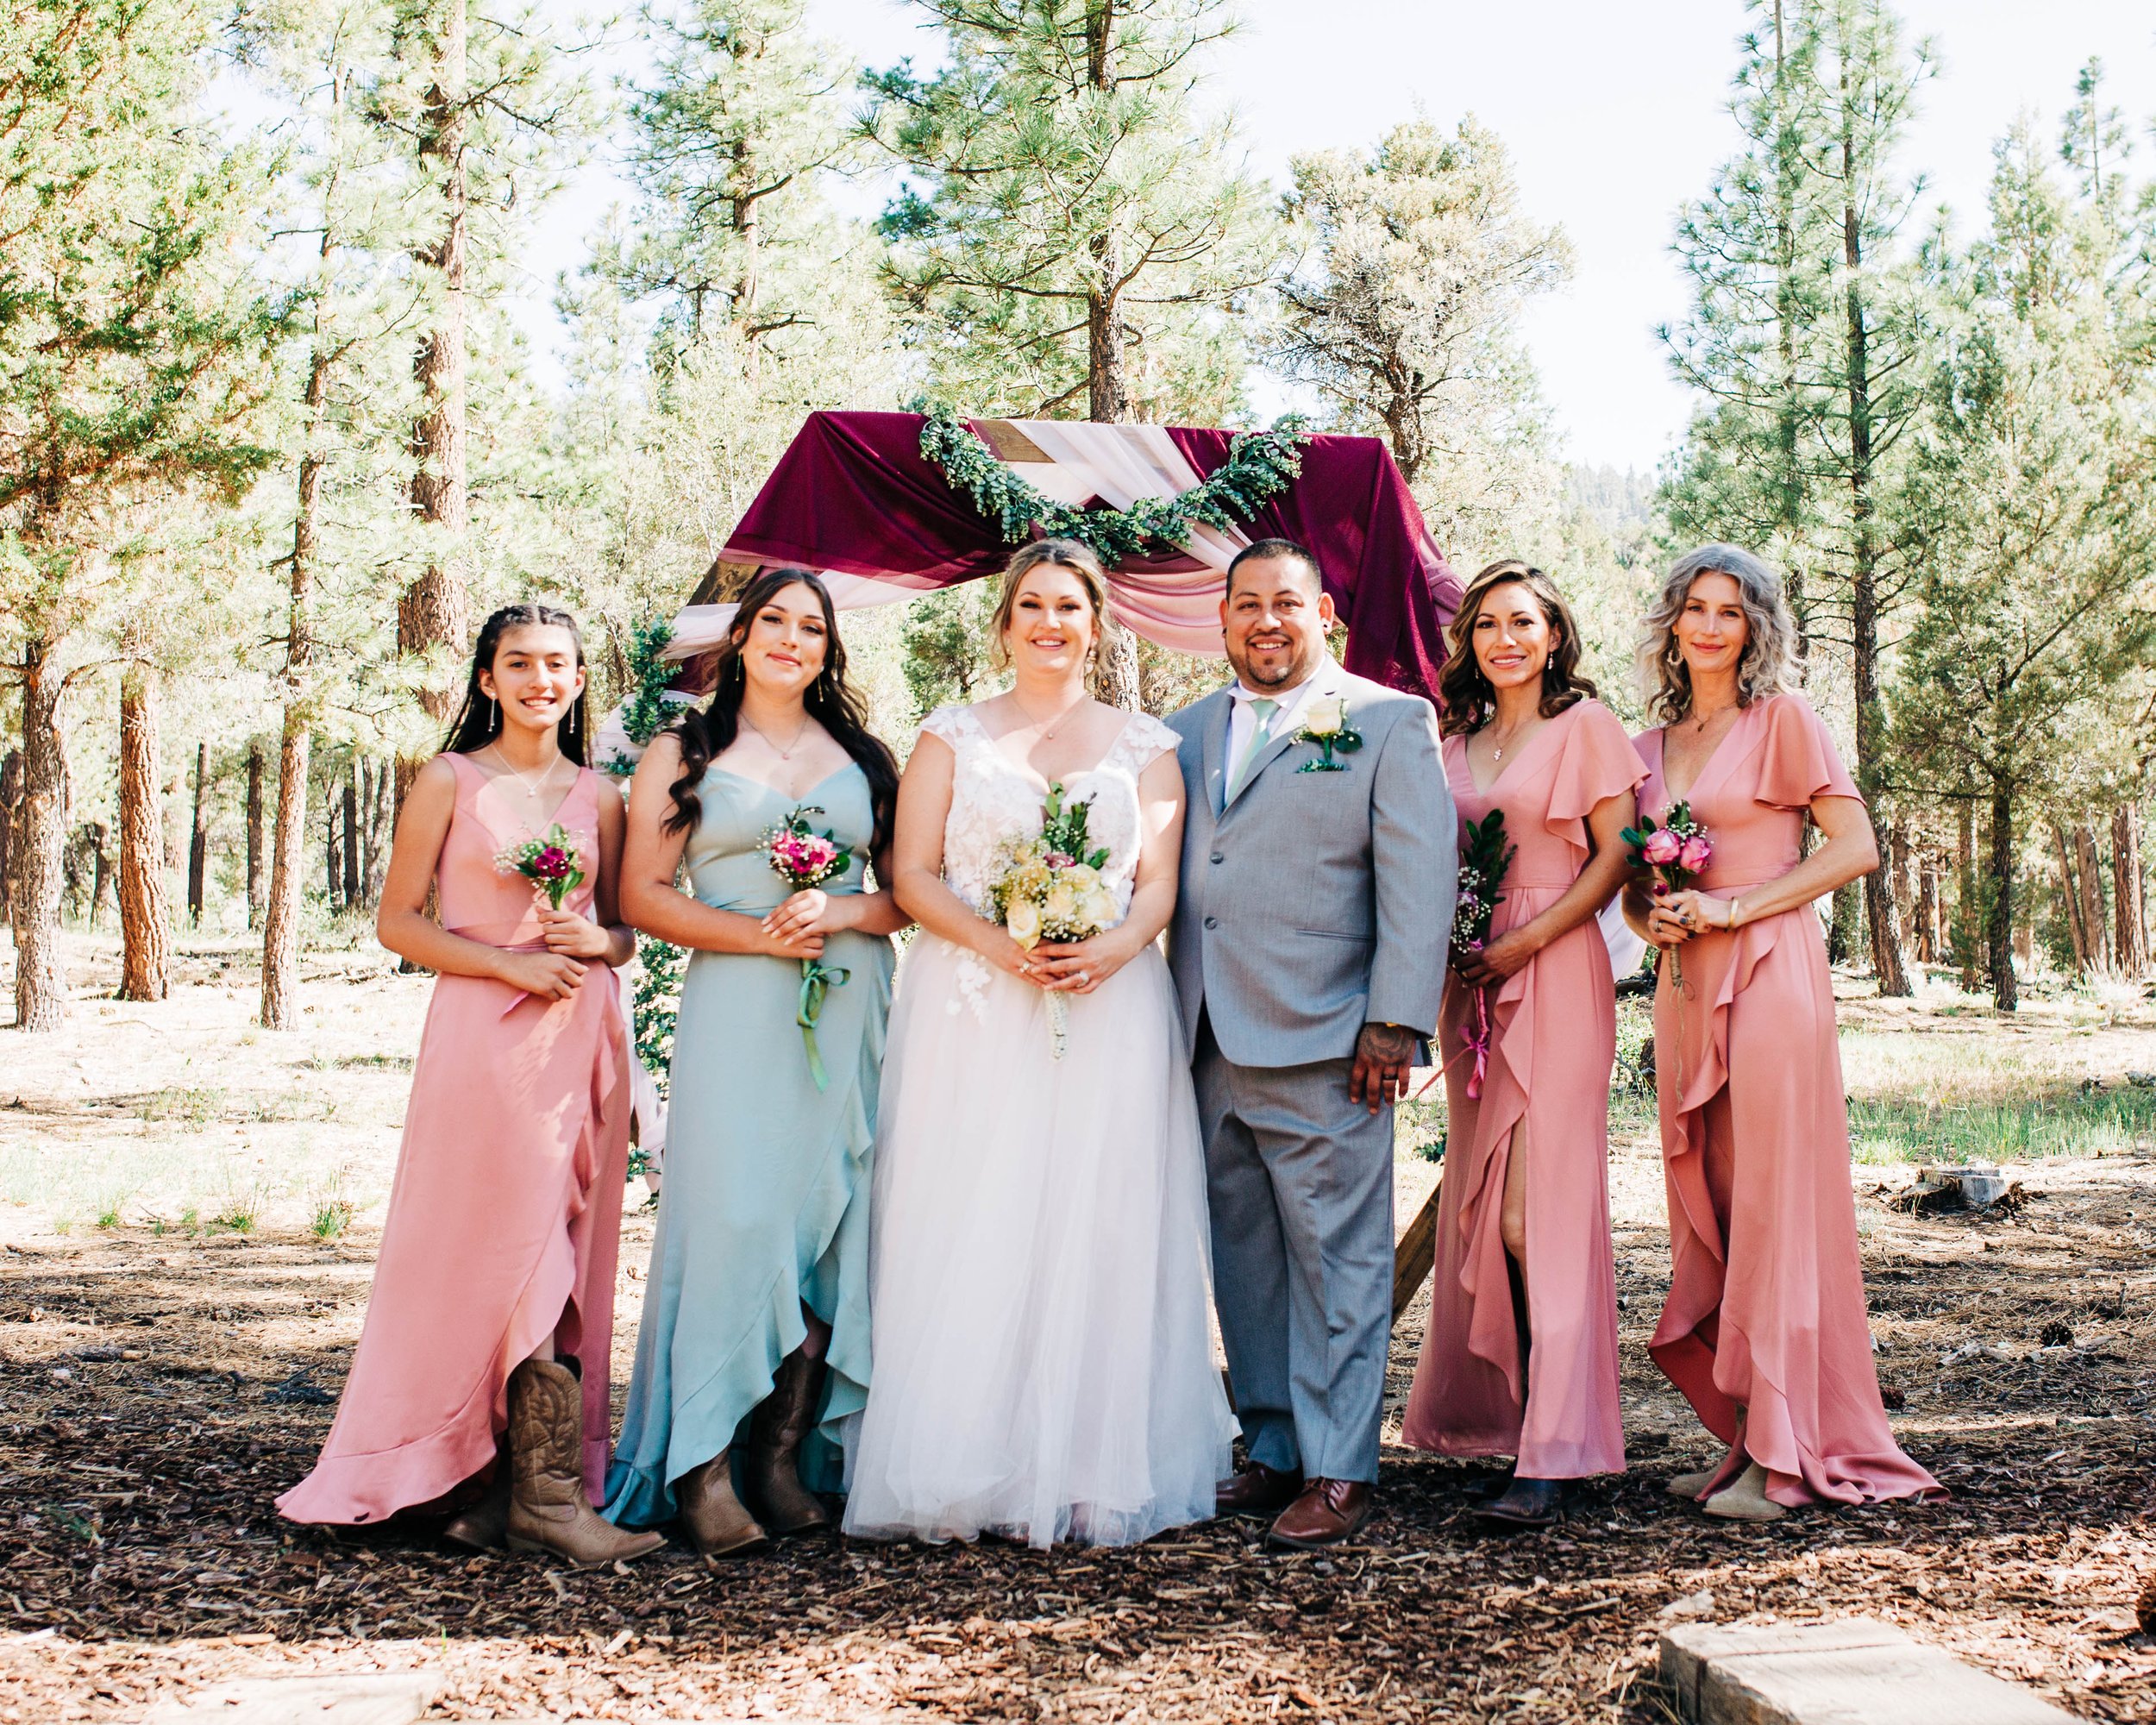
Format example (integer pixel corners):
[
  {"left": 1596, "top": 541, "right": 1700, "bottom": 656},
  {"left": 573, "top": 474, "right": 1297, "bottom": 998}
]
[
  {"left": 987, "top": 781, "right": 1117, "bottom": 1061},
  {"left": 1451, "top": 810, "right": 1516, "bottom": 1100},
  {"left": 1622, "top": 800, "right": 1714, "bottom": 993},
  {"left": 495, "top": 825, "right": 587, "bottom": 909},
  {"left": 760, "top": 806, "right": 854, "bottom": 1091}
]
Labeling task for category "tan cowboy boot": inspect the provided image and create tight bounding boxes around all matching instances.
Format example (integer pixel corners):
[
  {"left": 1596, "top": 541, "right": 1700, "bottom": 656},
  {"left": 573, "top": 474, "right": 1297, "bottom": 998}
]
[
  {"left": 503, "top": 1358, "right": 665, "bottom": 1567},
  {"left": 743, "top": 1350, "right": 831, "bottom": 1536},
  {"left": 676, "top": 1452, "right": 769, "bottom": 1559}
]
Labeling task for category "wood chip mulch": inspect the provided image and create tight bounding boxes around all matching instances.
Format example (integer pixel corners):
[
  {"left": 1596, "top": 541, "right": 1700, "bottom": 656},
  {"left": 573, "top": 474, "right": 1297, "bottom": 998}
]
[{"left": 0, "top": 1166, "right": 2151, "bottom": 1722}]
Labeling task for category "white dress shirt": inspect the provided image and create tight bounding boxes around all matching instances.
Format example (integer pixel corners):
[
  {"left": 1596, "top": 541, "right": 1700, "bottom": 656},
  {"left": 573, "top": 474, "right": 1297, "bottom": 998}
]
[{"left": 1225, "top": 660, "right": 1335, "bottom": 777}]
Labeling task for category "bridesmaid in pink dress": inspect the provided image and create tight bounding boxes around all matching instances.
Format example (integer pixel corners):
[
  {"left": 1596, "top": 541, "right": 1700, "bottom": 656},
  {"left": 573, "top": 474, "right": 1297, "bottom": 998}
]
[
  {"left": 1401, "top": 561, "right": 1643, "bottom": 1528},
  {"left": 1626, "top": 545, "right": 1940, "bottom": 1521},
  {"left": 279, "top": 605, "right": 663, "bottom": 1567}
]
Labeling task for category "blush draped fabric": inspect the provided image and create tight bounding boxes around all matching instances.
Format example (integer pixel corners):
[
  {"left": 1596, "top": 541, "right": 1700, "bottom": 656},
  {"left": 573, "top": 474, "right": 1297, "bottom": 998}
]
[
  {"left": 279, "top": 758, "right": 631, "bottom": 1525},
  {"left": 1634, "top": 695, "right": 1940, "bottom": 1509},
  {"left": 668, "top": 412, "right": 1459, "bottom": 700},
  {"left": 1401, "top": 701, "right": 1643, "bottom": 1479}
]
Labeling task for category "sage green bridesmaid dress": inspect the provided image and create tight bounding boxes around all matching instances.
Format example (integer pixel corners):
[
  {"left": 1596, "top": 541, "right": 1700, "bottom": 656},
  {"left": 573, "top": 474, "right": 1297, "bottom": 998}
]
[{"left": 604, "top": 761, "right": 891, "bottom": 1524}]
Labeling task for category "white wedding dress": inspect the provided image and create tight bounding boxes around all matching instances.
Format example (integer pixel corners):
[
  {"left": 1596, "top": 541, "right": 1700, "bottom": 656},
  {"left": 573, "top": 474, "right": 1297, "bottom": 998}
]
[{"left": 842, "top": 705, "right": 1237, "bottom": 1548}]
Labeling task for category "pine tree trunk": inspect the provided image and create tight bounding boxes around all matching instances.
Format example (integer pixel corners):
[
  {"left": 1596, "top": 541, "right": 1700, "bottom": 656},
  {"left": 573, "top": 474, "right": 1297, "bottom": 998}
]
[
  {"left": 0, "top": 749, "right": 19, "bottom": 920},
  {"left": 326, "top": 786, "right": 341, "bottom": 907},
  {"left": 117, "top": 669, "right": 172, "bottom": 1002},
  {"left": 187, "top": 740, "right": 210, "bottom": 928},
  {"left": 2053, "top": 824, "right": 2088, "bottom": 971},
  {"left": 245, "top": 743, "right": 265, "bottom": 929},
  {"left": 1915, "top": 848, "right": 1939, "bottom": 964},
  {"left": 1957, "top": 797, "right": 1979, "bottom": 992},
  {"left": 399, "top": 0, "right": 472, "bottom": 803},
  {"left": 10, "top": 637, "right": 71, "bottom": 1031},
  {"left": 362, "top": 759, "right": 390, "bottom": 903},
  {"left": 1841, "top": 97, "right": 1910, "bottom": 998},
  {"left": 260, "top": 342, "right": 328, "bottom": 1032},
  {"left": 1827, "top": 880, "right": 1859, "bottom": 965},
  {"left": 342, "top": 765, "right": 361, "bottom": 906},
  {"left": 90, "top": 825, "right": 112, "bottom": 931},
  {"left": 1988, "top": 782, "right": 2016, "bottom": 1012},
  {"left": 2114, "top": 803, "right": 2148, "bottom": 977},
  {"left": 2073, "top": 823, "right": 2107, "bottom": 969}
]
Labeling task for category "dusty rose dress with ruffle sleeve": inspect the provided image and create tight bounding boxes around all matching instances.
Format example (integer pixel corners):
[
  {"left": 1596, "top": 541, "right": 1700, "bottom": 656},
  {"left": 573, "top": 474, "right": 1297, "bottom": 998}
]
[
  {"left": 1634, "top": 693, "right": 1939, "bottom": 1508},
  {"left": 278, "top": 755, "right": 631, "bottom": 1524},
  {"left": 1401, "top": 699, "right": 1643, "bottom": 1479}
]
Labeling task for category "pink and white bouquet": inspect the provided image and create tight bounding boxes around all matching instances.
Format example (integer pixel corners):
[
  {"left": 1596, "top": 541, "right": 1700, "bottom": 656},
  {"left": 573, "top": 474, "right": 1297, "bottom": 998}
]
[
  {"left": 760, "top": 806, "right": 854, "bottom": 1091},
  {"left": 1623, "top": 800, "right": 1714, "bottom": 991},
  {"left": 494, "top": 824, "right": 587, "bottom": 910},
  {"left": 987, "top": 781, "right": 1117, "bottom": 1061}
]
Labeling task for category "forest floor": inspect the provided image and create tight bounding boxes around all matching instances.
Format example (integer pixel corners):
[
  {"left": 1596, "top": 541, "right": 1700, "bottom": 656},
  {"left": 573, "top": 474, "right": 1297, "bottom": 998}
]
[{"left": 0, "top": 929, "right": 2153, "bottom": 1722}]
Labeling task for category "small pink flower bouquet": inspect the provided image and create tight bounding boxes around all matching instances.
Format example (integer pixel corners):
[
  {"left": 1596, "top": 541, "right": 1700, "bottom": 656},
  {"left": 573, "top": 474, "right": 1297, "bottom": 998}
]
[
  {"left": 1623, "top": 800, "right": 1714, "bottom": 991},
  {"left": 1451, "top": 810, "right": 1515, "bottom": 1099},
  {"left": 494, "top": 824, "right": 587, "bottom": 909},
  {"left": 760, "top": 806, "right": 854, "bottom": 1091}
]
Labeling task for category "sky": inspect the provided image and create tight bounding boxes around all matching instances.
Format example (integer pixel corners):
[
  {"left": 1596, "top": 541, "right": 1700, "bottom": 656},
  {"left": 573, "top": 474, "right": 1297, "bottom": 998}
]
[{"left": 527, "top": 0, "right": 2156, "bottom": 477}]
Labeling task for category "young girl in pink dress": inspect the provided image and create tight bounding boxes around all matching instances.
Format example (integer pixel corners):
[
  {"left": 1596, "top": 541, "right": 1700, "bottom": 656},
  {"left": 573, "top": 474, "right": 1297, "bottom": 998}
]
[
  {"left": 279, "top": 605, "right": 663, "bottom": 1567},
  {"left": 1626, "top": 544, "right": 1940, "bottom": 1521},
  {"left": 1401, "top": 561, "right": 1642, "bottom": 1529}
]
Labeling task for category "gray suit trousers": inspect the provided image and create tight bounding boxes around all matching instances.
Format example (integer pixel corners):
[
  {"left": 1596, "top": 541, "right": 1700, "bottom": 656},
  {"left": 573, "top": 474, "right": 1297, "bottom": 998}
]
[{"left": 1195, "top": 1019, "right": 1395, "bottom": 1484}]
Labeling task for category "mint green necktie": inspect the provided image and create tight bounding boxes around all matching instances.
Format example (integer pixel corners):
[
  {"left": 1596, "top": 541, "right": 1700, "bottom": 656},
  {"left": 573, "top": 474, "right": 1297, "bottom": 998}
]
[{"left": 1228, "top": 698, "right": 1279, "bottom": 799}]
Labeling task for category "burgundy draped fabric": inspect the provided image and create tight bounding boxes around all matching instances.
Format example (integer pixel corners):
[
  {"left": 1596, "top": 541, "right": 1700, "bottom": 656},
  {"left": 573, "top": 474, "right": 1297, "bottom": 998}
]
[{"left": 705, "top": 410, "right": 1460, "bottom": 701}]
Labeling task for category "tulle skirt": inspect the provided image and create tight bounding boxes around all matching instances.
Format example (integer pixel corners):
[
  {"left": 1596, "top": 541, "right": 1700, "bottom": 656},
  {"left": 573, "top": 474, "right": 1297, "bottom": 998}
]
[{"left": 842, "top": 933, "right": 1236, "bottom": 1548}]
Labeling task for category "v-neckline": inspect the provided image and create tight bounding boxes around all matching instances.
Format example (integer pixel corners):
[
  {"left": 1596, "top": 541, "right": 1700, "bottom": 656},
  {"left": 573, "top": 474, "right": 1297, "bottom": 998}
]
[
  {"left": 1459, "top": 708, "right": 1564, "bottom": 800},
  {"left": 1657, "top": 700, "right": 1752, "bottom": 806},
  {"left": 464, "top": 756, "right": 586, "bottom": 840},
  {"left": 709, "top": 762, "right": 856, "bottom": 806}
]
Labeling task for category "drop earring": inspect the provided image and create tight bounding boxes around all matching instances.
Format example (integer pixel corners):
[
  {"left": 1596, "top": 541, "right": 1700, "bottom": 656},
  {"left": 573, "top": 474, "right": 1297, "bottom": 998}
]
[{"left": 487, "top": 694, "right": 497, "bottom": 731}]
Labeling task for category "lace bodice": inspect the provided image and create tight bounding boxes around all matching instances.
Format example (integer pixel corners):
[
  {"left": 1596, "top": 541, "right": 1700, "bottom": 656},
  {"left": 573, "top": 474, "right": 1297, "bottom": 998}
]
[{"left": 923, "top": 704, "right": 1180, "bottom": 924}]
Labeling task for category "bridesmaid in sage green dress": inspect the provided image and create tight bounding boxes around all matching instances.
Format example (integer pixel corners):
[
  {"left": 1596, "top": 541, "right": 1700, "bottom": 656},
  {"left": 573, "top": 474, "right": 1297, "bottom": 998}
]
[{"left": 605, "top": 568, "right": 907, "bottom": 1558}]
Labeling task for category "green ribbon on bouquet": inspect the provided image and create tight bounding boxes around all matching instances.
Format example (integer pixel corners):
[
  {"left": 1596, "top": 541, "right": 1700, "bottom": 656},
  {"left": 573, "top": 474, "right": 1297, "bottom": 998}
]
[{"left": 796, "top": 957, "right": 852, "bottom": 1092}]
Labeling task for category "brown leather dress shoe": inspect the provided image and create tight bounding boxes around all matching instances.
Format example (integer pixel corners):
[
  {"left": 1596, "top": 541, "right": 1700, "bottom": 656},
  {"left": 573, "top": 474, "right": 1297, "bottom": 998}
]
[
  {"left": 1215, "top": 1460, "right": 1305, "bottom": 1519},
  {"left": 1267, "top": 1477, "right": 1373, "bottom": 1550}
]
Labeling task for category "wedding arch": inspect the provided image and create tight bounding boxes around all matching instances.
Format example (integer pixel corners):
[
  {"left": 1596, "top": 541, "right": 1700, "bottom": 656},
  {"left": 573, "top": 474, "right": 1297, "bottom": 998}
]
[{"left": 600, "top": 405, "right": 1463, "bottom": 750}]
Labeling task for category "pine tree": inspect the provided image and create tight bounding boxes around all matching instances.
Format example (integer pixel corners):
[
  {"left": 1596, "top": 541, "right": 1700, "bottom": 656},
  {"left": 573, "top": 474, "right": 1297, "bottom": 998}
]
[
  {"left": 1274, "top": 116, "right": 1570, "bottom": 564},
  {"left": 867, "top": 0, "right": 1275, "bottom": 710},
  {"left": 0, "top": 0, "right": 290, "bottom": 1030}
]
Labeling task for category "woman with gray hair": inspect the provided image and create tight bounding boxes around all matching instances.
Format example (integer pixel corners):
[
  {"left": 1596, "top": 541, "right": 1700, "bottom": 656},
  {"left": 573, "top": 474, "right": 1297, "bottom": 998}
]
[{"left": 1624, "top": 544, "right": 1939, "bottom": 1521}]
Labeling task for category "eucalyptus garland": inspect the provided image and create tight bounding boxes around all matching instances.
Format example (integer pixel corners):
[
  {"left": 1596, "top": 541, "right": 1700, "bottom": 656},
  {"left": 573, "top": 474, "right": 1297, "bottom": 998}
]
[
  {"left": 912, "top": 398, "right": 1309, "bottom": 565},
  {"left": 616, "top": 616, "right": 679, "bottom": 750}
]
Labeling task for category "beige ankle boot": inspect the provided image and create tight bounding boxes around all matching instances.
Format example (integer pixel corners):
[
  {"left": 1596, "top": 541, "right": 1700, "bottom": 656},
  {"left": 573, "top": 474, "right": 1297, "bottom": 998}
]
[
  {"left": 676, "top": 1452, "right": 769, "bottom": 1559},
  {"left": 743, "top": 1350, "right": 831, "bottom": 1536},
  {"left": 504, "top": 1358, "right": 666, "bottom": 1567}
]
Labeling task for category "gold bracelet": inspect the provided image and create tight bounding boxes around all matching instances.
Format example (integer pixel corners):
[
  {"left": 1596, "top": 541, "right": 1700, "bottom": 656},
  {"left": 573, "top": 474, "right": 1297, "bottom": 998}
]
[{"left": 1727, "top": 896, "right": 1744, "bottom": 930}]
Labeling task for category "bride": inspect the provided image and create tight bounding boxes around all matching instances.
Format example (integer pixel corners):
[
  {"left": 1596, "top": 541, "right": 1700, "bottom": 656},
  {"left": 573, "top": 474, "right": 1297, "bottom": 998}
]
[{"left": 843, "top": 538, "right": 1236, "bottom": 1548}]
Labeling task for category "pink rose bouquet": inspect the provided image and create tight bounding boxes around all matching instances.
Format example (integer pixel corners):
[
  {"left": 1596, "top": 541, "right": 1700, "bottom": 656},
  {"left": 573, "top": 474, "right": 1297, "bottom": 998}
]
[
  {"left": 760, "top": 806, "right": 855, "bottom": 1091},
  {"left": 1622, "top": 800, "right": 1714, "bottom": 993}
]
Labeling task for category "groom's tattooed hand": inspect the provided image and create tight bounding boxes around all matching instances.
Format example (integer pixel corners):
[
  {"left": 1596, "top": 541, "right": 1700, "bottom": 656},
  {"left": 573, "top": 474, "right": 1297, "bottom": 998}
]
[{"left": 1351, "top": 1021, "right": 1418, "bottom": 1114}]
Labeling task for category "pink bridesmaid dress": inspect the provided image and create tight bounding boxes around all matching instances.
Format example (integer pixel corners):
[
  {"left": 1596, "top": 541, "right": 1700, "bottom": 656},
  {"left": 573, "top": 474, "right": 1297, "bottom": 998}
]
[
  {"left": 1402, "top": 699, "right": 1642, "bottom": 1479},
  {"left": 1634, "top": 693, "right": 1939, "bottom": 1508},
  {"left": 278, "top": 755, "right": 632, "bottom": 1524}
]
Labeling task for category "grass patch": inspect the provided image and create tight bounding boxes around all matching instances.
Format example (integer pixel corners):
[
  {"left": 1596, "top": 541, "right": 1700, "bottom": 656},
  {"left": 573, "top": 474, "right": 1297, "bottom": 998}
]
[
  {"left": 1848, "top": 1085, "right": 2156, "bottom": 1167},
  {"left": 135, "top": 1087, "right": 225, "bottom": 1130}
]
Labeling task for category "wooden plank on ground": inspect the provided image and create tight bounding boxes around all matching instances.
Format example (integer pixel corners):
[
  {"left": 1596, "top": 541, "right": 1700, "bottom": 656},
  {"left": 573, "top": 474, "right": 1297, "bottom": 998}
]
[
  {"left": 1660, "top": 1618, "right": 2081, "bottom": 1725},
  {"left": 144, "top": 1671, "right": 442, "bottom": 1725},
  {"left": 1391, "top": 1172, "right": 1443, "bottom": 1325}
]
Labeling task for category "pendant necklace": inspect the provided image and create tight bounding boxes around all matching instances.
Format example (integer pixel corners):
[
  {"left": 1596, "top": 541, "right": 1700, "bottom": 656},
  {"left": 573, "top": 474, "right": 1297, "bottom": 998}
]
[
  {"left": 1015, "top": 693, "right": 1086, "bottom": 741},
  {"left": 487, "top": 743, "right": 565, "bottom": 800},
  {"left": 743, "top": 712, "right": 812, "bottom": 760}
]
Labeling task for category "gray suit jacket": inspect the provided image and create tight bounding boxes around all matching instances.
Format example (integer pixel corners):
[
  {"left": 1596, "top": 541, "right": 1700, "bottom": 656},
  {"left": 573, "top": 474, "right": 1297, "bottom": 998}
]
[{"left": 1165, "top": 660, "right": 1457, "bottom": 1069}]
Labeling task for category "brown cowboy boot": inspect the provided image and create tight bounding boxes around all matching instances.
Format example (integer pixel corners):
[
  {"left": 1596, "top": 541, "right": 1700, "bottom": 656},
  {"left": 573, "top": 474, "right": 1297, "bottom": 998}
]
[
  {"left": 443, "top": 1464, "right": 510, "bottom": 1552},
  {"left": 676, "top": 1452, "right": 769, "bottom": 1559},
  {"left": 503, "top": 1358, "right": 665, "bottom": 1568},
  {"left": 742, "top": 1349, "right": 831, "bottom": 1536}
]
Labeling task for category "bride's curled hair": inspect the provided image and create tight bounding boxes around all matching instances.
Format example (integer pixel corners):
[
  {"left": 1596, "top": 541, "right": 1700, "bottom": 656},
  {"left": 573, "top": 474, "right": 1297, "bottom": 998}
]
[
  {"left": 1436, "top": 560, "right": 1595, "bottom": 738},
  {"left": 1639, "top": 543, "right": 1802, "bottom": 725},
  {"left": 987, "top": 538, "right": 1110, "bottom": 668},
  {"left": 663, "top": 568, "right": 900, "bottom": 846}
]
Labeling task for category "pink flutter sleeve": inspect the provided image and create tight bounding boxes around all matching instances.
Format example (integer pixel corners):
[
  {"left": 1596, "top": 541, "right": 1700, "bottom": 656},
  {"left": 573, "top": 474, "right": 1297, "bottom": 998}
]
[
  {"left": 1545, "top": 701, "right": 1649, "bottom": 842},
  {"left": 1753, "top": 693, "right": 1861, "bottom": 811}
]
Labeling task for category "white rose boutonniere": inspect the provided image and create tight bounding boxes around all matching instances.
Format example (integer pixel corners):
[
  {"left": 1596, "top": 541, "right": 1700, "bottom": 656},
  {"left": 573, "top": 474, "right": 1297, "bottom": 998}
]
[{"left": 1295, "top": 696, "right": 1364, "bottom": 773}]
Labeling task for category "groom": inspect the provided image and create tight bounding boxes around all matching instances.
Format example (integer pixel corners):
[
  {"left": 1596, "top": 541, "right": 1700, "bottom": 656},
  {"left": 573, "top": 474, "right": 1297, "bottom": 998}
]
[{"left": 1166, "top": 538, "right": 1456, "bottom": 1549}]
